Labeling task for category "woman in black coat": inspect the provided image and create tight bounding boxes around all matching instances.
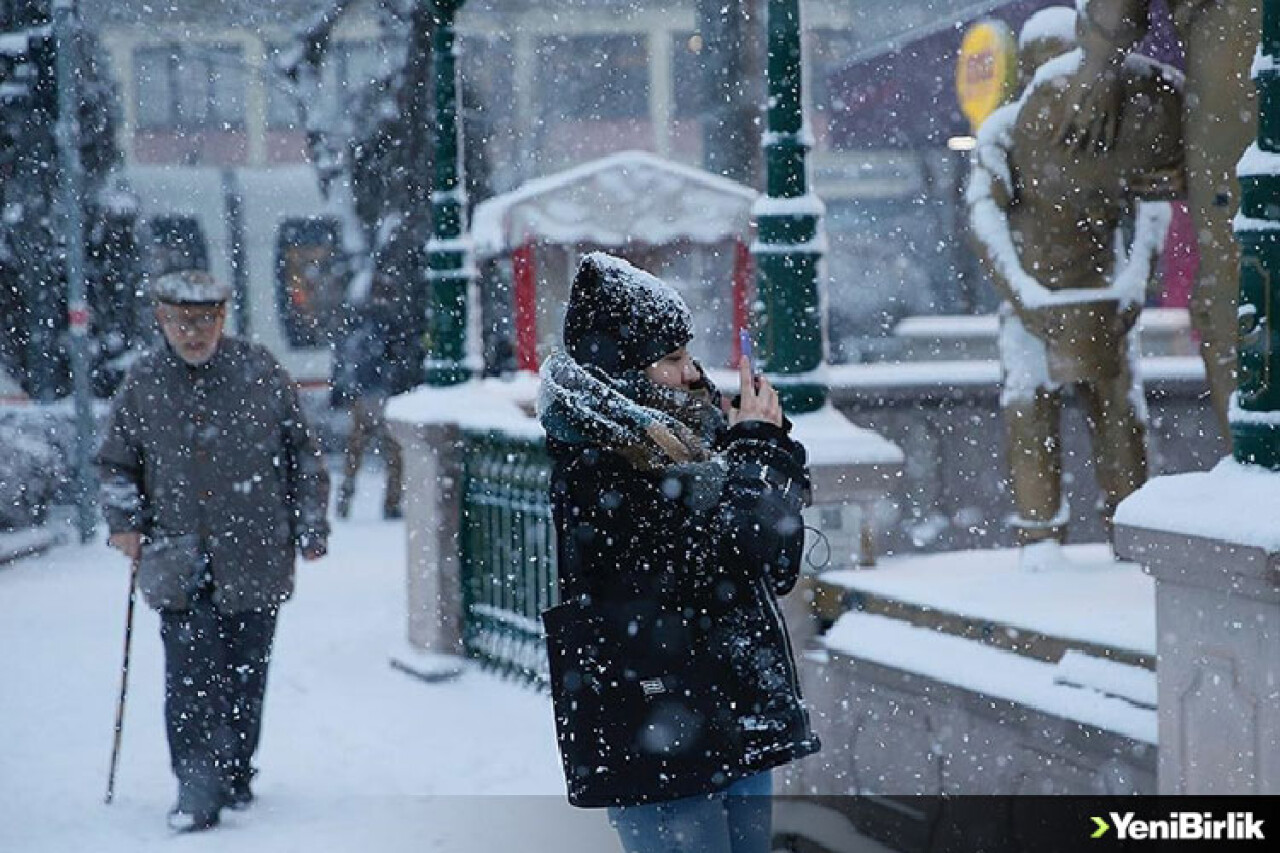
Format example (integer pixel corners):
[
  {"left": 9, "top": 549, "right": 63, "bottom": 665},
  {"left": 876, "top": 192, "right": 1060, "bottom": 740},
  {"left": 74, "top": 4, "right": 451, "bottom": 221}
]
[{"left": 539, "top": 253, "right": 819, "bottom": 853}]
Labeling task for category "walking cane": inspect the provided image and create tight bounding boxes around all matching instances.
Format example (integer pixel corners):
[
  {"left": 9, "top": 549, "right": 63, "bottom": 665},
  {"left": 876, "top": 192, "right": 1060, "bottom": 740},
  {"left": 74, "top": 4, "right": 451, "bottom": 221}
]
[{"left": 104, "top": 556, "right": 140, "bottom": 805}]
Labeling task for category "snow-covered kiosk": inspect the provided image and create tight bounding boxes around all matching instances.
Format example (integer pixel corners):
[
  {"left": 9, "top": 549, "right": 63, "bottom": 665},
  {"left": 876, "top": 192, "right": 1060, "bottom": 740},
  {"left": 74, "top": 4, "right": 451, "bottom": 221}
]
[{"left": 472, "top": 151, "right": 757, "bottom": 371}]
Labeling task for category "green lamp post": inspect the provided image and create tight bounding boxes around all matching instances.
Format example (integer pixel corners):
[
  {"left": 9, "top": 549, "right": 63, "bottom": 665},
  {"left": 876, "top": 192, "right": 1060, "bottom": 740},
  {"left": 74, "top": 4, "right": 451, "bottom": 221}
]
[
  {"left": 1233, "top": 0, "right": 1280, "bottom": 467},
  {"left": 424, "top": 0, "right": 472, "bottom": 387},
  {"left": 752, "top": 0, "right": 827, "bottom": 414}
]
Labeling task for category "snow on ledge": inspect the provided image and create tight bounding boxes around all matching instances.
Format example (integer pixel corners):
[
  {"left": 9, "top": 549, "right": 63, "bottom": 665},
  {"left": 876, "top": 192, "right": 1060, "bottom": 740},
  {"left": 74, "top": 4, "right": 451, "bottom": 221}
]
[
  {"left": 1115, "top": 457, "right": 1280, "bottom": 553},
  {"left": 823, "top": 612, "right": 1157, "bottom": 744},
  {"left": 387, "top": 380, "right": 543, "bottom": 439},
  {"left": 788, "top": 404, "right": 903, "bottom": 466},
  {"left": 821, "top": 544, "right": 1155, "bottom": 656},
  {"left": 892, "top": 308, "right": 1190, "bottom": 340}
]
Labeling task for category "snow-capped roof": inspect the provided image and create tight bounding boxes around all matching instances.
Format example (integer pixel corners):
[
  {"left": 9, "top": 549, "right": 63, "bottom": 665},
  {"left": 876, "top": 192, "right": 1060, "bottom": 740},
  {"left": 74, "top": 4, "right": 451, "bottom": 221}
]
[{"left": 471, "top": 150, "right": 758, "bottom": 258}]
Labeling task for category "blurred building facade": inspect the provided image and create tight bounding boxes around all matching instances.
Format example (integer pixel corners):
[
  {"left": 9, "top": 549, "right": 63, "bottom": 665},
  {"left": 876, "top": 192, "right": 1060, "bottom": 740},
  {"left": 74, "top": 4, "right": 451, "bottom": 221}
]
[{"left": 85, "top": 0, "right": 1097, "bottom": 373}]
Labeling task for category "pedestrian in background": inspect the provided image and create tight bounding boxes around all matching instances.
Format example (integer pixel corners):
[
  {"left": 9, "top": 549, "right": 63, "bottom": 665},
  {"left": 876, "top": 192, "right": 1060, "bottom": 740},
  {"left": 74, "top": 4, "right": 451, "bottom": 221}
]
[
  {"left": 331, "top": 279, "right": 411, "bottom": 520},
  {"left": 97, "top": 269, "right": 330, "bottom": 833},
  {"left": 538, "top": 253, "right": 819, "bottom": 853}
]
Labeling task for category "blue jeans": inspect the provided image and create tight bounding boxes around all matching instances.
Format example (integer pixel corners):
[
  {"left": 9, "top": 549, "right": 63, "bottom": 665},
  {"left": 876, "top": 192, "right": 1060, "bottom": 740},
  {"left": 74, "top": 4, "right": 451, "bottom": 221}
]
[{"left": 607, "top": 772, "right": 773, "bottom": 853}]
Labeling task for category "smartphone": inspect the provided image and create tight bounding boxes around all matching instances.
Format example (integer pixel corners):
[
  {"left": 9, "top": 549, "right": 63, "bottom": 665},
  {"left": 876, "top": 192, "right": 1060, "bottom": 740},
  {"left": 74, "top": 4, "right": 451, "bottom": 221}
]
[{"left": 738, "top": 329, "right": 760, "bottom": 391}]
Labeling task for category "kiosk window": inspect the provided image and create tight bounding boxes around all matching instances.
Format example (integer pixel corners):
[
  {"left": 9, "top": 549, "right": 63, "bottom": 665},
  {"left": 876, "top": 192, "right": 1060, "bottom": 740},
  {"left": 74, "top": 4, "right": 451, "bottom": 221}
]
[{"left": 276, "top": 218, "right": 344, "bottom": 348}]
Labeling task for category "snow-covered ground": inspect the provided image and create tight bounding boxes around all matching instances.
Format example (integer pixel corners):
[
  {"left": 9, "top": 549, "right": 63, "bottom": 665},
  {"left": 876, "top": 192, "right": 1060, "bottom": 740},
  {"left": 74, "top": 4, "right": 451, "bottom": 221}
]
[{"left": 0, "top": 472, "right": 617, "bottom": 852}]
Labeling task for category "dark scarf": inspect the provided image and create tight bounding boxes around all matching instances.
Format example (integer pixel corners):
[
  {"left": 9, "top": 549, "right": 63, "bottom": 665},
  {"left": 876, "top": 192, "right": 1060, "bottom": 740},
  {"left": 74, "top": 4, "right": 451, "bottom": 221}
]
[{"left": 538, "top": 351, "right": 729, "bottom": 475}]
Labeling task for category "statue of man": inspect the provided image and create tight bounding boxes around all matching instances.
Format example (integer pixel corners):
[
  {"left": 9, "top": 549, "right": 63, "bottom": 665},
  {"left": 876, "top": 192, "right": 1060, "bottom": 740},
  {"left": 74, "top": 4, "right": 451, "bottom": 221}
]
[
  {"left": 968, "top": 8, "right": 1185, "bottom": 562},
  {"left": 1056, "top": 0, "right": 1261, "bottom": 443}
]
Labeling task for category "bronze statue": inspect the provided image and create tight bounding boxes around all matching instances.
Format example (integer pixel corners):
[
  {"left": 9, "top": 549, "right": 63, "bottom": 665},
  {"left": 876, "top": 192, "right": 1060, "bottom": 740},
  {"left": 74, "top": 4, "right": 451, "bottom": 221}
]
[
  {"left": 968, "top": 11, "right": 1185, "bottom": 556},
  {"left": 1056, "top": 0, "right": 1261, "bottom": 443}
]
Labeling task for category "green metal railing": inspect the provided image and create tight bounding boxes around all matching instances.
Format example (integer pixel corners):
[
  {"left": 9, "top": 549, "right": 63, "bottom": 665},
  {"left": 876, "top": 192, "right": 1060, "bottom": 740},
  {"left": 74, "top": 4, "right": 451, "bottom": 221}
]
[{"left": 459, "top": 429, "right": 557, "bottom": 687}]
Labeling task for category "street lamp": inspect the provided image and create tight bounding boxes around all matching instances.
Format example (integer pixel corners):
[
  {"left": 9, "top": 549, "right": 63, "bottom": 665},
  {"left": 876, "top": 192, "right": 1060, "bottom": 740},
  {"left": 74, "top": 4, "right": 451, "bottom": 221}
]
[
  {"left": 752, "top": 0, "right": 826, "bottom": 413},
  {"left": 424, "top": 0, "right": 472, "bottom": 387},
  {"left": 1233, "top": 0, "right": 1280, "bottom": 467}
]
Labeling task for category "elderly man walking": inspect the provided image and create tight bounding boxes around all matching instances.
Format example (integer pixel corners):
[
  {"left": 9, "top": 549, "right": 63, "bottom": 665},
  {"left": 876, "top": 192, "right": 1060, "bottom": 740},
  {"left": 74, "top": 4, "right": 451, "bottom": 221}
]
[{"left": 96, "top": 270, "right": 330, "bottom": 832}]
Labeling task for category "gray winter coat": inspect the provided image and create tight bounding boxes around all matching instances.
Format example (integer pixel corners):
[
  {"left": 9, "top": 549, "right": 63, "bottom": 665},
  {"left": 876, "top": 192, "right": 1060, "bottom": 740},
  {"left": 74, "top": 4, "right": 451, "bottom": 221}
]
[{"left": 96, "top": 337, "right": 330, "bottom": 613}]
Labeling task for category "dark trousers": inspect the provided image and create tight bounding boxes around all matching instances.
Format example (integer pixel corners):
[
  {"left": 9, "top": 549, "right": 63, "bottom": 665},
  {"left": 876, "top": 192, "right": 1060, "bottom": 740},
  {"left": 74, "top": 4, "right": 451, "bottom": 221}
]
[
  {"left": 340, "top": 394, "right": 403, "bottom": 514},
  {"left": 159, "top": 584, "right": 278, "bottom": 809}
]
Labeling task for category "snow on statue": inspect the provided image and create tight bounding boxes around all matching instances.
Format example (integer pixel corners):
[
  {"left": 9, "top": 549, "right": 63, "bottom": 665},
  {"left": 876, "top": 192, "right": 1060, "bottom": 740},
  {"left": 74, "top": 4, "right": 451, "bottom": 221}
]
[{"left": 967, "top": 8, "right": 1183, "bottom": 568}]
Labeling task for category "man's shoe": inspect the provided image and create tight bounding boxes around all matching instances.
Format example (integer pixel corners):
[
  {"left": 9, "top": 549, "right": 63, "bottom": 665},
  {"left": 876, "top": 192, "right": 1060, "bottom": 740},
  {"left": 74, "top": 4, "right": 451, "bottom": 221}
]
[
  {"left": 336, "top": 491, "right": 353, "bottom": 519},
  {"left": 223, "top": 766, "right": 257, "bottom": 810},
  {"left": 224, "top": 778, "right": 254, "bottom": 811},
  {"left": 383, "top": 505, "right": 403, "bottom": 520},
  {"left": 167, "top": 804, "right": 220, "bottom": 833}
]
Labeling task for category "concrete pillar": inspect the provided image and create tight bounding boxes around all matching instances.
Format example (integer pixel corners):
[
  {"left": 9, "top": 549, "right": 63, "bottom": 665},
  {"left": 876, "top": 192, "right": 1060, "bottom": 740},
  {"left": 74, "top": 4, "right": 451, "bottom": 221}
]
[
  {"left": 1115, "top": 471, "right": 1280, "bottom": 794},
  {"left": 388, "top": 419, "right": 465, "bottom": 657}
]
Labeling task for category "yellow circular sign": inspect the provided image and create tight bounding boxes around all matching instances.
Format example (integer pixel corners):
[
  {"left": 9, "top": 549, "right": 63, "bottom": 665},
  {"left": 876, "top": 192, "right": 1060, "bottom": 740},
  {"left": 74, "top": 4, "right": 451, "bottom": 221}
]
[{"left": 956, "top": 21, "right": 1019, "bottom": 131}]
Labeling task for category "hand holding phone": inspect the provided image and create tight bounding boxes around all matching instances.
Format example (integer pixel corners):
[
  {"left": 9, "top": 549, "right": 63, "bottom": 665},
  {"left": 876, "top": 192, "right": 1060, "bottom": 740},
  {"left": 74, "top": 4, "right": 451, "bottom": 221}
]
[
  {"left": 738, "top": 329, "right": 759, "bottom": 390},
  {"left": 732, "top": 329, "right": 781, "bottom": 427}
]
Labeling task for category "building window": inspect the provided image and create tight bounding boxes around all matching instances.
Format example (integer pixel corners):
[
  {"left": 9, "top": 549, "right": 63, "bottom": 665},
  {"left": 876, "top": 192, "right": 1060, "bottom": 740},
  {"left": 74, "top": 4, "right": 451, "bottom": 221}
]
[
  {"left": 263, "top": 39, "right": 400, "bottom": 131},
  {"left": 134, "top": 44, "right": 246, "bottom": 131},
  {"left": 276, "top": 217, "right": 345, "bottom": 348},
  {"left": 537, "top": 34, "right": 649, "bottom": 121}
]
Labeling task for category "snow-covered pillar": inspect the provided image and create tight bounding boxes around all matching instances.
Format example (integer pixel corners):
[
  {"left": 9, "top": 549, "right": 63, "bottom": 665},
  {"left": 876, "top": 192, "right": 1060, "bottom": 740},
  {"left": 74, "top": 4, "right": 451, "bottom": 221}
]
[
  {"left": 752, "top": 0, "right": 826, "bottom": 414},
  {"left": 387, "top": 415, "right": 466, "bottom": 672},
  {"left": 386, "top": 385, "right": 540, "bottom": 681},
  {"left": 1233, "top": 3, "right": 1280, "bottom": 466},
  {"left": 425, "top": 0, "right": 474, "bottom": 387},
  {"left": 1114, "top": 467, "right": 1280, "bottom": 794}
]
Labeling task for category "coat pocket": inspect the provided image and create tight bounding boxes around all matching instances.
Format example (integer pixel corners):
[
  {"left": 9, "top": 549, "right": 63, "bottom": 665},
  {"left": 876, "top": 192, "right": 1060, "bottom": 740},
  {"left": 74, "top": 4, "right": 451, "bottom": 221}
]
[
  {"left": 138, "top": 533, "right": 206, "bottom": 610},
  {"left": 542, "top": 598, "right": 712, "bottom": 806}
]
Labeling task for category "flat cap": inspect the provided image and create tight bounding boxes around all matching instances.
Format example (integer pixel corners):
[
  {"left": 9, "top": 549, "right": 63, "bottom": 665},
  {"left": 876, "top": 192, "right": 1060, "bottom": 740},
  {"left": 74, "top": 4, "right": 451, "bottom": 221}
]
[{"left": 150, "top": 269, "right": 232, "bottom": 305}]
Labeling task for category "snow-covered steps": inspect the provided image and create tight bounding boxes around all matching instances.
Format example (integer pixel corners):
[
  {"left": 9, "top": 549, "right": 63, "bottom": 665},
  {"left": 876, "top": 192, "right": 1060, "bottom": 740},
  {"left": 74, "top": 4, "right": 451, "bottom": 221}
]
[
  {"left": 776, "top": 544, "right": 1159, "bottom": 796},
  {"left": 817, "top": 544, "right": 1155, "bottom": 668}
]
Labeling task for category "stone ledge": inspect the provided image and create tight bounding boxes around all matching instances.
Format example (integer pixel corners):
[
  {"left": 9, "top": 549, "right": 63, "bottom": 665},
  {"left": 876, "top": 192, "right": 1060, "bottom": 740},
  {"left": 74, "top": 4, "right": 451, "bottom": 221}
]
[
  {"left": 789, "top": 639, "right": 1155, "bottom": 796},
  {"left": 1115, "top": 525, "right": 1279, "bottom": 604}
]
